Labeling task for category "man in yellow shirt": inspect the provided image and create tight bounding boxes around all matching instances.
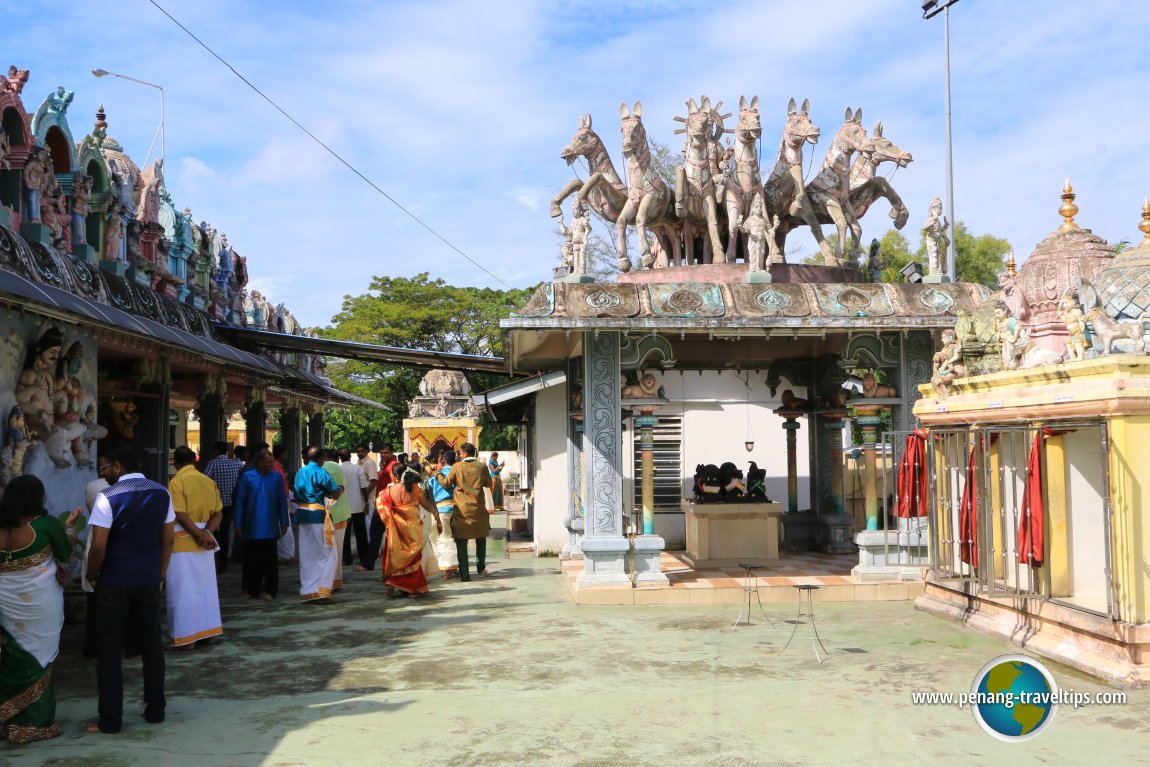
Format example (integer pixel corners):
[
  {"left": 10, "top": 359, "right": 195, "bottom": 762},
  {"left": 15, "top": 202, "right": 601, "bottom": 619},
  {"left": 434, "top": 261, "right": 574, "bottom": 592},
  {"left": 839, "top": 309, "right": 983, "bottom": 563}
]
[{"left": 167, "top": 446, "right": 223, "bottom": 648}]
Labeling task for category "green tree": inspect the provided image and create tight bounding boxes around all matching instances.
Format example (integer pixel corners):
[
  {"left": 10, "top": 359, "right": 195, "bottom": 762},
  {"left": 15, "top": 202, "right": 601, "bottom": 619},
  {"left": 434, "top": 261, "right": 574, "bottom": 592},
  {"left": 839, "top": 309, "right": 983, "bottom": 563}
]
[
  {"left": 870, "top": 222, "right": 1011, "bottom": 288},
  {"left": 320, "top": 274, "right": 538, "bottom": 450}
]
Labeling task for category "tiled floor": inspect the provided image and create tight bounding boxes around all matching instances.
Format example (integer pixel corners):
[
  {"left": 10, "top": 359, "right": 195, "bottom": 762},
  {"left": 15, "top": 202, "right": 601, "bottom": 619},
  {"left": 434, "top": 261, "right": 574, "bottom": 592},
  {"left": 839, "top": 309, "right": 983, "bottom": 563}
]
[{"left": 563, "top": 550, "right": 926, "bottom": 605}]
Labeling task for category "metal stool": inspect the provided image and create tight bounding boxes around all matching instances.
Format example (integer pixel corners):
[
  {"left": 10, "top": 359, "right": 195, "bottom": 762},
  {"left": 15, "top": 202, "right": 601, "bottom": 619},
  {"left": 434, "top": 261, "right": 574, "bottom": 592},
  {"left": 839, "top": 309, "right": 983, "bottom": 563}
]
[
  {"left": 777, "top": 584, "right": 830, "bottom": 663},
  {"left": 733, "top": 563, "right": 774, "bottom": 628}
]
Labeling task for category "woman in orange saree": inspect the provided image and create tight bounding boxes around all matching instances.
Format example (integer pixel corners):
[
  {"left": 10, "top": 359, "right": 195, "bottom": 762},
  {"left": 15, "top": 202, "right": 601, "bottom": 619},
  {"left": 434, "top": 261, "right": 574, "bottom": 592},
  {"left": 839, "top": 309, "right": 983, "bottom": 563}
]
[{"left": 376, "top": 462, "right": 442, "bottom": 596}]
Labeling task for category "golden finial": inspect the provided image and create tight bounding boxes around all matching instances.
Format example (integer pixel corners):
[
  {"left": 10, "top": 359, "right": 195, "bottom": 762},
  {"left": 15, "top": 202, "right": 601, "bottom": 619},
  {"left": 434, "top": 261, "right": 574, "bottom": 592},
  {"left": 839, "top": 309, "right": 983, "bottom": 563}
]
[
  {"left": 1140, "top": 198, "right": 1150, "bottom": 245},
  {"left": 1058, "top": 179, "right": 1079, "bottom": 231},
  {"left": 1006, "top": 251, "right": 1016, "bottom": 276}
]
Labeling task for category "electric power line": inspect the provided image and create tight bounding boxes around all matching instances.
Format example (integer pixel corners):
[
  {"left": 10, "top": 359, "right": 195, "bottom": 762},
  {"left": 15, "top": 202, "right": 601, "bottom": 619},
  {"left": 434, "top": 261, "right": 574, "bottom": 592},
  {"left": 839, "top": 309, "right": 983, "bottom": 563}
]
[{"left": 147, "top": 0, "right": 512, "bottom": 290}]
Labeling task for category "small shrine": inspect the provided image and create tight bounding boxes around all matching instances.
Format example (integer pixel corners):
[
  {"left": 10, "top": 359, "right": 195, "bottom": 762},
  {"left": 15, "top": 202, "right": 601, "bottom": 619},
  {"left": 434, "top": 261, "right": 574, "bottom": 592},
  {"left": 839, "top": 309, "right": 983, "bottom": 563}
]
[
  {"left": 403, "top": 369, "right": 481, "bottom": 459},
  {"left": 915, "top": 189, "right": 1150, "bottom": 686}
]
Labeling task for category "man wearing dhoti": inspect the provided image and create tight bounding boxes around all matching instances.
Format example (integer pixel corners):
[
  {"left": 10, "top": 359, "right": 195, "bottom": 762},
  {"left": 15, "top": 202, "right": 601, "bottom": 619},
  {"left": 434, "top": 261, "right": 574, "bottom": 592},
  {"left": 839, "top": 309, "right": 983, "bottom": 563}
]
[
  {"left": 165, "top": 446, "right": 223, "bottom": 649},
  {"left": 321, "top": 450, "right": 350, "bottom": 590},
  {"left": 293, "top": 446, "right": 343, "bottom": 604}
]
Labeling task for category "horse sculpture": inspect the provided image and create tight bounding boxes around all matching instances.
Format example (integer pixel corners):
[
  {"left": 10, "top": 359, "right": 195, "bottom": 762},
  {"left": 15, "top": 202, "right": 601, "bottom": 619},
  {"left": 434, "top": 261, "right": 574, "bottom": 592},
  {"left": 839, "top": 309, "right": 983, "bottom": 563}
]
[
  {"left": 617, "top": 101, "right": 678, "bottom": 270},
  {"left": 722, "top": 95, "right": 765, "bottom": 263},
  {"left": 785, "top": 107, "right": 875, "bottom": 267},
  {"left": 775, "top": 121, "right": 911, "bottom": 263},
  {"left": 550, "top": 114, "right": 629, "bottom": 228},
  {"left": 762, "top": 98, "right": 821, "bottom": 265},
  {"left": 673, "top": 97, "right": 726, "bottom": 264}
]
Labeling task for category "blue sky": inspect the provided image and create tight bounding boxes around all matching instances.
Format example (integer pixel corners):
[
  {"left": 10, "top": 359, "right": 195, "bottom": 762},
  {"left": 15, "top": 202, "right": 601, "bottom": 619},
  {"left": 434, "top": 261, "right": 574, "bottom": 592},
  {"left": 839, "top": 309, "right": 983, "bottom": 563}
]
[{"left": 6, "top": 0, "right": 1150, "bottom": 327}]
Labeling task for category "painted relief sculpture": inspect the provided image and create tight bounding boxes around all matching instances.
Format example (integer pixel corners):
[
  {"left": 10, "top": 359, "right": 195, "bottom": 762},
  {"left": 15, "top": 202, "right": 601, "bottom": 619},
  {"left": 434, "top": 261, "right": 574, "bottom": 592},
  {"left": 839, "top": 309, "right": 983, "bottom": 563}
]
[
  {"left": 1058, "top": 292, "right": 1090, "bottom": 361},
  {"left": 1, "top": 407, "right": 36, "bottom": 484},
  {"left": 15, "top": 326, "right": 64, "bottom": 437},
  {"left": 922, "top": 196, "right": 948, "bottom": 277},
  {"left": 71, "top": 173, "right": 93, "bottom": 245},
  {"left": 22, "top": 146, "right": 50, "bottom": 223},
  {"left": 931, "top": 328, "right": 966, "bottom": 399}
]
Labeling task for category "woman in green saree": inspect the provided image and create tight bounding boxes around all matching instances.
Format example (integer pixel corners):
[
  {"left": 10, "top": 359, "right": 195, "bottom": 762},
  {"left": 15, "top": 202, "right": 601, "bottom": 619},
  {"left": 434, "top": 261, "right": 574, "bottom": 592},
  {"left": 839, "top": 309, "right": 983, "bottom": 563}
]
[{"left": 0, "top": 475, "right": 74, "bottom": 744}]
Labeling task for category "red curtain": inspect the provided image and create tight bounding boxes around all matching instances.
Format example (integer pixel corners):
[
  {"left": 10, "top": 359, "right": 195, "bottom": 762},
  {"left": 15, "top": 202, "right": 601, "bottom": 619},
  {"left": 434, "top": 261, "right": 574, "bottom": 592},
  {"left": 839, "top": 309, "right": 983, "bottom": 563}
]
[
  {"left": 1017, "top": 429, "right": 1049, "bottom": 568},
  {"left": 959, "top": 445, "right": 979, "bottom": 568},
  {"left": 896, "top": 430, "right": 929, "bottom": 518}
]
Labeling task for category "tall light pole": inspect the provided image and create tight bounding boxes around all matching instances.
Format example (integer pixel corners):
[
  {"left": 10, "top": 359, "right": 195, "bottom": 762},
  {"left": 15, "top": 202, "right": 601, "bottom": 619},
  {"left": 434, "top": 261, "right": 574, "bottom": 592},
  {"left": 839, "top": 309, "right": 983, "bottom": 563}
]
[
  {"left": 91, "top": 68, "right": 164, "bottom": 169},
  {"left": 923, "top": 0, "right": 960, "bottom": 283}
]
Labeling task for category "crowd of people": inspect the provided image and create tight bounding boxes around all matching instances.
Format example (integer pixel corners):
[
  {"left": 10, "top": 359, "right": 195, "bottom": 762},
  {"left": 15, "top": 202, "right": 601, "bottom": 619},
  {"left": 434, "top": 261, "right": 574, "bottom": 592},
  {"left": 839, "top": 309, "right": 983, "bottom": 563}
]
[{"left": 0, "top": 439, "right": 497, "bottom": 742}]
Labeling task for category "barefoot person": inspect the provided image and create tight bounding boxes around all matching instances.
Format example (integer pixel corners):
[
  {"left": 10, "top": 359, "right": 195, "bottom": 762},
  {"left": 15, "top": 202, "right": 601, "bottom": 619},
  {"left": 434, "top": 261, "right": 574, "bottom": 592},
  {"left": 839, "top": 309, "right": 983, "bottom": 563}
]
[
  {"left": 292, "top": 446, "right": 342, "bottom": 604},
  {"left": 166, "top": 446, "right": 223, "bottom": 649},
  {"left": 235, "top": 448, "right": 290, "bottom": 601},
  {"left": 376, "top": 461, "right": 441, "bottom": 597}
]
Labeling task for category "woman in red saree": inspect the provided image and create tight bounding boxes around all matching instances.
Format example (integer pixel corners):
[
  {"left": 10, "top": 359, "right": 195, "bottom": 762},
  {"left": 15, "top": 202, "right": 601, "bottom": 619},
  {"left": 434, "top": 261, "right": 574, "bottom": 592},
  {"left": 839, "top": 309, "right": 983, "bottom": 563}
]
[{"left": 376, "top": 462, "right": 442, "bottom": 597}]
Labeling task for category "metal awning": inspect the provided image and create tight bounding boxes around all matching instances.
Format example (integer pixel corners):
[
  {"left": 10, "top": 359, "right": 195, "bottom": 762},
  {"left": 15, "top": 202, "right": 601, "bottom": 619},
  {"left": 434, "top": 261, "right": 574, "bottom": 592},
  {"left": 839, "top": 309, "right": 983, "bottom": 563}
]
[
  {"left": 216, "top": 325, "right": 515, "bottom": 375},
  {"left": 0, "top": 267, "right": 280, "bottom": 374},
  {"left": 472, "top": 370, "right": 565, "bottom": 421}
]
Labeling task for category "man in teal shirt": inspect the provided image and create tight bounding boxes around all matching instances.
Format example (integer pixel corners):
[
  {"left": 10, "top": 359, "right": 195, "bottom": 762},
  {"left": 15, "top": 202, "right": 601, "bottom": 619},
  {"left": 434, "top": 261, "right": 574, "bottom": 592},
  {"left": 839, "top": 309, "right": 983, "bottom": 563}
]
[{"left": 292, "top": 446, "right": 342, "bottom": 603}]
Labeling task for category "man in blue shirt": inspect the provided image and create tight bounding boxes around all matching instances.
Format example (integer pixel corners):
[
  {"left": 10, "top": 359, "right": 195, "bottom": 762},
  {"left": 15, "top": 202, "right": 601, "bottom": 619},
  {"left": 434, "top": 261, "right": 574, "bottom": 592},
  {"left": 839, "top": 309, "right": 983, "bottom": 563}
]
[
  {"left": 235, "top": 448, "right": 289, "bottom": 601},
  {"left": 85, "top": 446, "right": 175, "bottom": 735},
  {"left": 292, "top": 446, "right": 342, "bottom": 603},
  {"left": 203, "top": 441, "right": 243, "bottom": 574}
]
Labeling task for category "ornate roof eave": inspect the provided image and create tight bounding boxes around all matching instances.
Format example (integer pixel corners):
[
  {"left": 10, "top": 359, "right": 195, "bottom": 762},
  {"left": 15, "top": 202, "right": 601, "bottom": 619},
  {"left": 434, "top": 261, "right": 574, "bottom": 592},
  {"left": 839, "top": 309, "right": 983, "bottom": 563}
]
[{"left": 502, "top": 280, "right": 989, "bottom": 332}]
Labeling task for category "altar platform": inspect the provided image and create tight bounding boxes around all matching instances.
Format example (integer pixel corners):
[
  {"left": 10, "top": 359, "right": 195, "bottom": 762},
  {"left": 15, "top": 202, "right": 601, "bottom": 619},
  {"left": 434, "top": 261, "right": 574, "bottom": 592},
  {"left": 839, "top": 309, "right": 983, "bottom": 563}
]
[{"left": 563, "top": 550, "right": 926, "bottom": 606}]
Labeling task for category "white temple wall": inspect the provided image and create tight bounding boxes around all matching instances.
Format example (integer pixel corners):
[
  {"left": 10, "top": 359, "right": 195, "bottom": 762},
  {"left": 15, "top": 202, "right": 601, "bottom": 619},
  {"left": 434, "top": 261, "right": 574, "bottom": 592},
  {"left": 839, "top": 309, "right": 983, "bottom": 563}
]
[{"left": 531, "top": 381, "right": 570, "bottom": 555}]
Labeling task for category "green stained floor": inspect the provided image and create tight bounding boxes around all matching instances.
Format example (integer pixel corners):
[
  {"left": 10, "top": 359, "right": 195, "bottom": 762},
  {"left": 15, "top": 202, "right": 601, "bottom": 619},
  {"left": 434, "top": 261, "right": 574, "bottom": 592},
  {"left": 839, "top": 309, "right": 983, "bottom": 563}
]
[{"left": 8, "top": 552, "right": 1150, "bottom": 766}]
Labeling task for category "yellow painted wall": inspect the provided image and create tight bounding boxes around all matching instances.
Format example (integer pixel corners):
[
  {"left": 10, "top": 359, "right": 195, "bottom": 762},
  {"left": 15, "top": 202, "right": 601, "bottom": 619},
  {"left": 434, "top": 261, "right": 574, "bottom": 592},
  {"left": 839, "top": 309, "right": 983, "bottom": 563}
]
[{"left": 1107, "top": 416, "right": 1150, "bottom": 623}]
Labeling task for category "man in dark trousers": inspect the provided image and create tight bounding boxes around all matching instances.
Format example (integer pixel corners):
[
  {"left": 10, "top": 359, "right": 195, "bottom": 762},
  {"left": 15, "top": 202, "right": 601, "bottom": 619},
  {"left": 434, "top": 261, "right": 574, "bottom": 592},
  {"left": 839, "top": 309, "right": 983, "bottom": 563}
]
[
  {"left": 85, "top": 445, "right": 175, "bottom": 734},
  {"left": 436, "top": 442, "right": 492, "bottom": 582}
]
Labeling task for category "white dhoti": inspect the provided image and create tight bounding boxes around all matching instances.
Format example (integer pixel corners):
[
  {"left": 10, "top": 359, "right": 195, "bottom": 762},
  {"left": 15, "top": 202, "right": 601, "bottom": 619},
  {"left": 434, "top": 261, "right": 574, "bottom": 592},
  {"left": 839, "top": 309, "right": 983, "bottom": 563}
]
[
  {"left": 298, "top": 522, "right": 336, "bottom": 602},
  {"left": 434, "top": 507, "right": 457, "bottom": 569},
  {"left": 330, "top": 524, "right": 347, "bottom": 590},
  {"left": 167, "top": 524, "right": 223, "bottom": 647},
  {"left": 421, "top": 508, "right": 441, "bottom": 578}
]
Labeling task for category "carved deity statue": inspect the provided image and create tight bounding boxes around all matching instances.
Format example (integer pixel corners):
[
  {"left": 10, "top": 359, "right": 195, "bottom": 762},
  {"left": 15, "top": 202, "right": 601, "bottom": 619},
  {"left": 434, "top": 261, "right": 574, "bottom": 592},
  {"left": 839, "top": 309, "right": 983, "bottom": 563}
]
[
  {"left": 103, "top": 198, "right": 126, "bottom": 261},
  {"left": 557, "top": 196, "right": 592, "bottom": 275},
  {"left": 993, "top": 304, "right": 1022, "bottom": 370},
  {"left": 779, "top": 389, "right": 809, "bottom": 410},
  {"left": 0, "top": 129, "right": 10, "bottom": 171},
  {"left": 922, "top": 196, "right": 948, "bottom": 277},
  {"left": 860, "top": 372, "right": 897, "bottom": 398},
  {"left": 621, "top": 372, "right": 660, "bottom": 399},
  {"left": 22, "top": 147, "right": 51, "bottom": 223},
  {"left": 1058, "top": 293, "right": 1090, "bottom": 361},
  {"left": 45, "top": 85, "right": 74, "bottom": 115},
  {"left": 737, "top": 193, "right": 775, "bottom": 273},
  {"left": 931, "top": 329, "right": 966, "bottom": 399},
  {"left": 71, "top": 172, "right": 93, "bottom": 245},
  {"left": 15, "top": 326, "right": 64, "bottom": 438},
  {"left": 2, "top": 66, "right": 29, "bottom": 95}
]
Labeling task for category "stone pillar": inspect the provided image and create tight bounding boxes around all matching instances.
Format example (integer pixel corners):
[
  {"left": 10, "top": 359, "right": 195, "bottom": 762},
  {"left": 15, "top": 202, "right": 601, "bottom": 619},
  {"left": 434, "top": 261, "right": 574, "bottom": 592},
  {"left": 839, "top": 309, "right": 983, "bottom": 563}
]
[
  {"left": 243, "top": 391, "right": 267, "bottom": 449},
  {"left": 578, "top": 331, "right": 631, "bottom": 586},
  {"left": 195, "top": 375, "right": 227, "bottom": 458},
  {"left": 281, "top": 406, "right": 302, "bottom": 475},
  {"left": 855, "top": 406, "right": 885, "bottom": 531},
  {"left": 635, "top": 410, "right": 659, "bottom": 535},
  {"left": 783, "top": 415, "right": 802, "bottom": 513},
  {"left": 135, "top": 357, "right": 171, "bottom": 482},
  {"left": 307, "top": 408, "right": 325, "bottom": 448},
  {"left": 817, "top": 410, "right": 855, "bottom": 554}
]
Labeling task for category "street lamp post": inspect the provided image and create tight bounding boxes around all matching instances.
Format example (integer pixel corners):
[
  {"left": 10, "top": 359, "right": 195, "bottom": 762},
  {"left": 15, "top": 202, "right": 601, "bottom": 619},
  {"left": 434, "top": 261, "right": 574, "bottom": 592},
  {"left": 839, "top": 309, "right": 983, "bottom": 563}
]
[
  {"left": 922, "top": 0, "right": 960, "bottom": 283},
  {"left": 91, "top": 68, "right": 164, "bottom": 168}
]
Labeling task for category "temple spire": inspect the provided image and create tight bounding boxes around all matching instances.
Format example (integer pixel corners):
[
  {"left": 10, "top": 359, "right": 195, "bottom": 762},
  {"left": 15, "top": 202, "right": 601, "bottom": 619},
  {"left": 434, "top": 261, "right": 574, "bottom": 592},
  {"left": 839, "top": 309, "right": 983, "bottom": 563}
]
[{"left": 1058, "top": 179, "right": 1079, "bottom": 231}]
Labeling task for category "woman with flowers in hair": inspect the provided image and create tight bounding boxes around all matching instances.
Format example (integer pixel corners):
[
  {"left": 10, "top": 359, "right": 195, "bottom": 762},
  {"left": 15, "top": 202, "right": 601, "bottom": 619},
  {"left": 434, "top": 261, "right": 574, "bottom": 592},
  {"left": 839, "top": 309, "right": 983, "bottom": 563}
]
[{"left": 376, "top": 461, "right": 441, "bottom": 597}]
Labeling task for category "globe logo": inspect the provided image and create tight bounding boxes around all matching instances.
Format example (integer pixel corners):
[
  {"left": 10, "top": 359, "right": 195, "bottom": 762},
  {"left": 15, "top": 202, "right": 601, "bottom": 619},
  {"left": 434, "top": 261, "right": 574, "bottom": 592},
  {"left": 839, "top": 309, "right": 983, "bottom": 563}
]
[{"left": 970, "top": 654, "right": 1058, "bottom": 741}]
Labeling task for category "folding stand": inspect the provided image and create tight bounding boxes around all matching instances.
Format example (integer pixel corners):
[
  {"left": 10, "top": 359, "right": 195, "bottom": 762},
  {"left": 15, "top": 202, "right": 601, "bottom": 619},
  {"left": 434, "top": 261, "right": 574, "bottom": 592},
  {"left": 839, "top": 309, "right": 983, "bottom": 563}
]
[
  {"left": 733, "top": 563, "right": 774, "bottom": 628},
  {"left": 777, "top": 584, "right": 830, "bottom": 663}
]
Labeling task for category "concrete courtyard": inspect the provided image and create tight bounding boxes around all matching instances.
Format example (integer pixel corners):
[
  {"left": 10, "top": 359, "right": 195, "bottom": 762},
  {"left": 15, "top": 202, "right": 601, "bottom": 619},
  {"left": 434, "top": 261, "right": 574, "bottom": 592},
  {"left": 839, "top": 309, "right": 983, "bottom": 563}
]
[{"left": 6, "top": 539, "right": 1150, "bottom": 766}]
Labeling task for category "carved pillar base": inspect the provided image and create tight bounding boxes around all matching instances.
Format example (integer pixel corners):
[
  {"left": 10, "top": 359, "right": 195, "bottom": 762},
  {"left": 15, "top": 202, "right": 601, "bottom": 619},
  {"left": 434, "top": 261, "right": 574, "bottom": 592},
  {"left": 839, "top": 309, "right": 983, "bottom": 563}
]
[
  {"left": 745, "top": 271, "right": 772, "bottom": 284},
  {"left": 816, "top": 512, "right": 857, "bottom": 554},
  {"left": 633, "top": 534, "right": 669, "bottom": 585},
  {"left": 19, "top": 223, "right": 52, "bottom": 246},
  {"left": 851, "top": 526, "right": 929, "bottom": 581},
  {"left": 562, "top": 516, "right": 584, "bottom": 560},
  {"left": 73, "top": 243, "right": 98, "bottom": 266},
  {"left": 99, "top": 260, "right": 130, "bottom": 277},
  {"left": 577, "top": 536, "right": 632, "bottom": 586}
]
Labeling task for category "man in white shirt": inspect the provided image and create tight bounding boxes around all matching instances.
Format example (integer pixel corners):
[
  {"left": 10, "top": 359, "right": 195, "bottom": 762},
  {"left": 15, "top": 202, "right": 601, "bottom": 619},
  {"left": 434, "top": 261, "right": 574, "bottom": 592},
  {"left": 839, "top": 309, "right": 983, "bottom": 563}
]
[
  {"left": 85, "top": 446, "right": 175, "bottom": 735},
  {"left": 340, "top": 448, "right": 370, "bottom": 567}
]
